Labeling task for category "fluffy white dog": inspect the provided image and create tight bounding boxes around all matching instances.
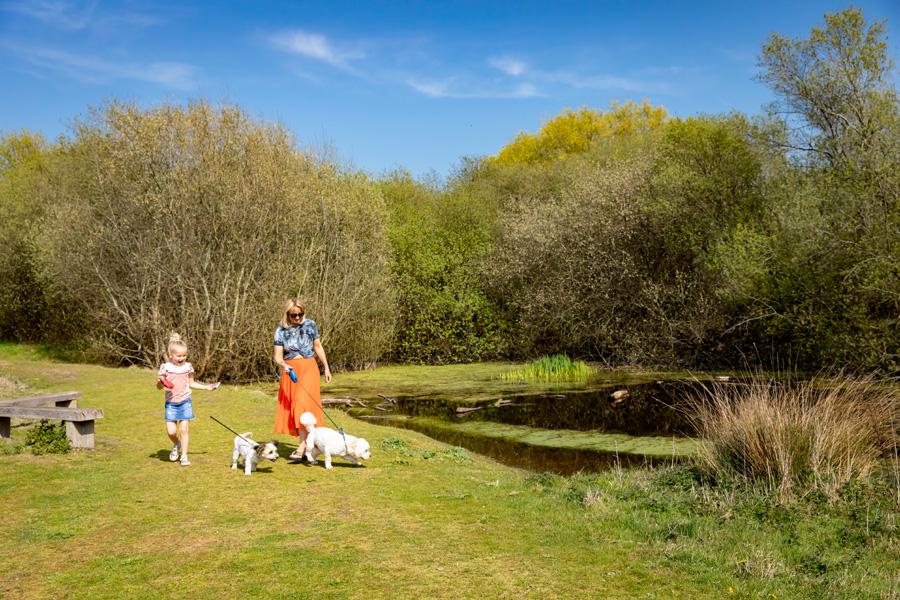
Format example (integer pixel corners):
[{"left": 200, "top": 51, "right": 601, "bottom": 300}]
[
  {"left": 299, "top": 411, "right": 371, "bottom": 469},
  {"left": 231, "top": 433, "right": 279, "bottom": 475}
]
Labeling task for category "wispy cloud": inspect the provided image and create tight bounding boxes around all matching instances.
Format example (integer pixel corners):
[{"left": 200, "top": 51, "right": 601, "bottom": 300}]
[
  {"left": 3, "top": 0, "right": 97, "bottom": 30},
  {"left": 2, "top": 0, "right": 160, "bottom": 30},
  {"left": 489, "top": 55, "right": 527, "bottom": 77},
  {"left": 269, "top": 29, "right": 363, "bottom": 72},
  {"left": 534, "top": 68, "right": 674, "bottom": 94},
  {"left": 406, "top": 77, "right": 539, "bottom": 99},
  {"left": 5, "top": 42, "right": 196, "bottom": 89}
]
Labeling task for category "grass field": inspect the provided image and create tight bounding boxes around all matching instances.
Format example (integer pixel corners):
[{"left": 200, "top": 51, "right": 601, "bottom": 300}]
[{"left": 1, "top": 344, "right": 896, "bottom": 599}]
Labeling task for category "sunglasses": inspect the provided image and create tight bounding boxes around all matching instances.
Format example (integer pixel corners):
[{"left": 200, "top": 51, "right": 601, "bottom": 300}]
[{"left": 288, "top": 312, "right": 304, "bottom": 319}]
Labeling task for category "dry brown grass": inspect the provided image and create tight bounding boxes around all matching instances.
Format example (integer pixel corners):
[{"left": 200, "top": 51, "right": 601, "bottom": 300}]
[{"left": 688, "top": 374, "right": 899, "bottom": 500}]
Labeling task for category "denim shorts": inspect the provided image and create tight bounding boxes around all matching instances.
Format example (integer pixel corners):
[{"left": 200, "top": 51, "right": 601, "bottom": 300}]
[{"left": 164, "top": 399, "right": 195, "bottom": 421}]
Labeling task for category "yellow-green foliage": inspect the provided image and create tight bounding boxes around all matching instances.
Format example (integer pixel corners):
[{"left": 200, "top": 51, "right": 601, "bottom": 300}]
[{"left": 490, "top": 100, "right": 667, "bottom": 166}]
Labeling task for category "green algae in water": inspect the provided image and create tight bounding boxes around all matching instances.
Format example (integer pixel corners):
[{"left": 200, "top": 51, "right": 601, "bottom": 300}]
[{"left": 398, "top": 417, "right": 697, "bottom": 456}]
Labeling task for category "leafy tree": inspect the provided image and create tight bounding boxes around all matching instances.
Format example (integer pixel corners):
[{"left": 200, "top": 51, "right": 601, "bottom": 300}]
[{"left": 490, "top": 100, "right": 667, "bottom": 166}]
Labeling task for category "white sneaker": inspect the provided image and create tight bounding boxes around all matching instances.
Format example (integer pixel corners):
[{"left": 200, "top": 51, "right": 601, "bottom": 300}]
[
  {"left": 179, "top": 454, "right": 190, "bottom": 466},
  {"left": 169, "top": 444, "right": 180, "bottom": 461}
]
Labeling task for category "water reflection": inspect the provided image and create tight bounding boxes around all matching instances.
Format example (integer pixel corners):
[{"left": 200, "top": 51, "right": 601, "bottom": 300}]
[
  {"left": 340, "top": 378, "right": 712, "bottom": 474},
  {"left": 389, "top": 379, "right": 703, "bottom": 436}
]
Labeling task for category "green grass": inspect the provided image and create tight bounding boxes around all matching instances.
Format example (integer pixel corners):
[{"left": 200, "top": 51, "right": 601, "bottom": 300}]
[
  {"left": 500, "top": 353, "right": 594, "bottom": 383},
  {"left": 0, "top": 344, "right": 896, "bottom": 599}
]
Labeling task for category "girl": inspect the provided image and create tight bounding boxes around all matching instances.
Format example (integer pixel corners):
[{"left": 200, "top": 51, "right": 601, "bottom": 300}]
[
  {"left": 157, "top": 333, "right": 219, "bottom": 466},
  {"left": 273, "top": 299, "right": 332, "bottom": 460}
]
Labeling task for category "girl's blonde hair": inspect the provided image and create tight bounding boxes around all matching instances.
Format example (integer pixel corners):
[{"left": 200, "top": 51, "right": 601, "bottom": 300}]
[
  {"left": 167, "top": 332, "right": 187, "bottom": 355},
  {"left": 280, "top": 298, "right": 305, "bottom": 328}
]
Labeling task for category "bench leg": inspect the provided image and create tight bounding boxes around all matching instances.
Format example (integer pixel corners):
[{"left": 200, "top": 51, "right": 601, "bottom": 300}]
[
  {"left": 65, "top": 420, "right": 95, "bottom": 449},
  {"left": 0, "top": 417, "right": 9, "bottom": 439}
]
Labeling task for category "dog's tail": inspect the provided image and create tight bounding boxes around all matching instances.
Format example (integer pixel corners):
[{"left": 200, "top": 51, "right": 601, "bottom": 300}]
[{"left": 240, "top": 432, "right": 253, "bottom": 438}]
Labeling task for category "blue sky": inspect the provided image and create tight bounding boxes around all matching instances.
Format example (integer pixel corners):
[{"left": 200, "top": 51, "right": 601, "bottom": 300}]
[{"left": 1, "top": 1, "right": 897, "bottom": 177}]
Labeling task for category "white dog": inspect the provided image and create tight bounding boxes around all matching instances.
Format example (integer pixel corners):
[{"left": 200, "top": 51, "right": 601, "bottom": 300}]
[
  {"left": 231, "top": 433, "right": 279, "bottom": 475},
  {"left": 299, "top": 411, "right": 371, "bottom": 469}
]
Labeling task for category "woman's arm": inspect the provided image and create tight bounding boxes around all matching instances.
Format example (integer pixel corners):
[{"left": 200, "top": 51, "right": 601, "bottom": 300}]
[
  {"left": 274, "top": 345, "right": 290, "bottom": 372},
  {"left": 313, "top": 339, "right": 332, "bottom": 383}
]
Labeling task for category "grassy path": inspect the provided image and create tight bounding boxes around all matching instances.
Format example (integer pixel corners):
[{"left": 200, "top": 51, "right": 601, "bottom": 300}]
[{"left": 1, "top": 345, "right": 895, "bottom": 599}]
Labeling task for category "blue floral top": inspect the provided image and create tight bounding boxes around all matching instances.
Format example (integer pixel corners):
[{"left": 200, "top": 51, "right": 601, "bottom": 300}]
[{"left": 274, "top": 320, "right": 320, "bottom": 359}]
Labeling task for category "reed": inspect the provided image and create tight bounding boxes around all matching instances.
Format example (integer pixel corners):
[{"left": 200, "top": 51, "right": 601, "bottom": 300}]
[
  {"left": 687, "top": 374, "right": 899, "bottom": 500},
  {"left": 500, "top": 354, "right": 593, "bottom": 383}
]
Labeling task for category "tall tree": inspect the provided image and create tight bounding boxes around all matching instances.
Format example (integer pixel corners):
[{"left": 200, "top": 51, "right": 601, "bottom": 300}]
[{"left": 758, "top": 7, "right": 897, "bottom": 169}]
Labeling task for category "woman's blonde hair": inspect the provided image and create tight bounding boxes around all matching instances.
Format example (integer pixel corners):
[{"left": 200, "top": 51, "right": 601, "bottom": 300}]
[
  {"left": 167, "top": 332, "right": 187, "bottom": 355},
  {"left": 280, "top": 298, "right": 305, "bottom": 328}
]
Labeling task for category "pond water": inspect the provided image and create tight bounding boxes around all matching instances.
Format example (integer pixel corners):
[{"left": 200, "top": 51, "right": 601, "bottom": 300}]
[{"left": 340, "top": 378, "right": 714, "bottom": 474}]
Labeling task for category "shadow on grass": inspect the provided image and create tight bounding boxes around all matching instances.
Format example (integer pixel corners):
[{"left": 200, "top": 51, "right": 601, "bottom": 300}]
[{"left": 148, "top": 449, "right": 210, "bottom": 462}]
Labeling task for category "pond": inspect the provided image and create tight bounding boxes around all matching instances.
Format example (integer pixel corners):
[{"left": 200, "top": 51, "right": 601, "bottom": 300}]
[{"left": 335, "top": 378, "right": 717, "bottom": 475}]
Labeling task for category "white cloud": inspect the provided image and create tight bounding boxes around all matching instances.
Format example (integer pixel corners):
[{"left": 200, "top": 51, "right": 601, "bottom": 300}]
[
  {"left": 269, "top": 29, "right": 363, "bottom": 71},
  {"left": 489, "top": 56, "right": 527, "bottom": 76}
]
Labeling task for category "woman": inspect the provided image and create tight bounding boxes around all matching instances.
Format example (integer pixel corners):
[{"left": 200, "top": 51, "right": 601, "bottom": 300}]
[{"left": 273, "top": 298, "right": 332, "bottom": 460}]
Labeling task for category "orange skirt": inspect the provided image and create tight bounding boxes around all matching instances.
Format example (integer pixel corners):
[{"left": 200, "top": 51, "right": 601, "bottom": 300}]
[{"left": 274, "top": 357, "right": 325, "bottom": 436}]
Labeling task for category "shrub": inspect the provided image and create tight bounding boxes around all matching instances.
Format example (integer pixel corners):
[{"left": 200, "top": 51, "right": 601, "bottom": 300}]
[
  {"left": 35, "top": 100, "right": 395, "bottom": 377},
  {"left": 24, "top": 420, "right": 71, "bottom": 454},
  {"left": 687, "top": 375, "right": 899, "bottom": 501}
]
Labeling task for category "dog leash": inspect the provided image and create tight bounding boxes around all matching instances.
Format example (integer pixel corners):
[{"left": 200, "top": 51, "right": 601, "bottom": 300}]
[{"left": 209, "top": 415, "right": 258, "bottom": 447}]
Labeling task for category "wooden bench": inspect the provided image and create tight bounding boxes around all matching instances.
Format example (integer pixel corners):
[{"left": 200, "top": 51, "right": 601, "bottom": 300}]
[{"left": 0, "top": 392, "right": 104, "bottom": 449}]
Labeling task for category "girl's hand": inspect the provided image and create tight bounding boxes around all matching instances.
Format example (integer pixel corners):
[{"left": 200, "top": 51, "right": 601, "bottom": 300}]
[{"left": 210, "top": 382, "right": 221, "bottom": 391}]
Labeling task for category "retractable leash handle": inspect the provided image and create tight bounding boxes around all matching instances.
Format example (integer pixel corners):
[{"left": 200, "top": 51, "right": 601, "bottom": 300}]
[
  {"left": 159, "top": 375, "right": 174, "bottom": 389},
  {"left": 287, "top": 368, "right": 298, "bottom": 383}
]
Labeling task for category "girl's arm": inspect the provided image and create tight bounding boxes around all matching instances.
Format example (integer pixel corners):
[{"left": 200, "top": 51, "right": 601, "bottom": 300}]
[
  {"left": 313, "top": 339, "right": 332, "bottom": 383},
  {"left": 188, "top": 373, "right": 219, "bottom": 391}
]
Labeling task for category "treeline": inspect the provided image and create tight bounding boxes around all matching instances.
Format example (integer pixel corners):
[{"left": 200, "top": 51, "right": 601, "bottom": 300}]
[{"left": 1, "top": 8, "right": 897, "bottom": 378}]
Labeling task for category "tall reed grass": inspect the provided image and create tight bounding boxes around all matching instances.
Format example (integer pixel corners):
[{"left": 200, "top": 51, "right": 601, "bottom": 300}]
[
  {"left": 500, "top": 354, "right": 593, "bottom": 383},
  {"left": 687, "top": 375, "right": 899, "bottom": 501}
]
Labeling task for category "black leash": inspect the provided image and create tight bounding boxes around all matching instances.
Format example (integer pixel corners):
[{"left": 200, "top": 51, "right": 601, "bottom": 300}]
[{"left": 209, "top": 415, "right": 258, "bottom": 447}]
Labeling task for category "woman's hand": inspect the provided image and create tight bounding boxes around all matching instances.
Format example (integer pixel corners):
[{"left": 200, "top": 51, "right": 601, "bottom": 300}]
[{"left": 323, "top": 367, "right": 332, "bottom": 384}]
